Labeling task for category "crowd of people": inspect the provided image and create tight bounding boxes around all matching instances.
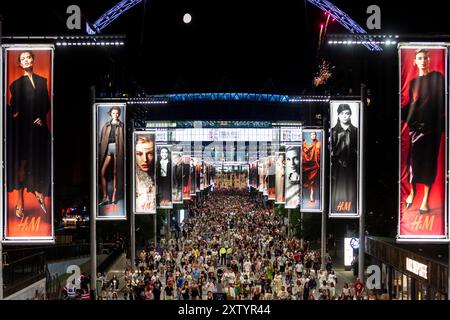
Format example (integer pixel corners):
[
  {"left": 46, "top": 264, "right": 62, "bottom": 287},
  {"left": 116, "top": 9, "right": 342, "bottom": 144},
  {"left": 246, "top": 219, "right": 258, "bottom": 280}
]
[
  {"left": 91, "top": 189, "right": 379, "bottom": 300},
  {"left": 63, "top": 189, "right": 385, "bottom": 300}
]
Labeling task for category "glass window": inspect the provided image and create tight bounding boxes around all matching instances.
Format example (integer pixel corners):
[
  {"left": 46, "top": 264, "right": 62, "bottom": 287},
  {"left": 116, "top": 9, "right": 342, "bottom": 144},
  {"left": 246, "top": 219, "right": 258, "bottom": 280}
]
[{"left": 402, "top": 274, "right": 409, "bottom": 300}]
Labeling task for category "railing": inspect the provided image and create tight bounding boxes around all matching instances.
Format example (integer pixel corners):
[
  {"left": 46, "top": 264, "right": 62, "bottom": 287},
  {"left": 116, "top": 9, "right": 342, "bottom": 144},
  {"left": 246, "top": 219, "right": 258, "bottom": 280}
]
[
  {"left": 97, "top": 242, "right": 126, "bottom": 274},
  {"left": 4, "top": 243, "right": 90, "bottom": 263},
  {"left": 3, "top": 252, "right": 46, "bottom": 298},
  {"left": 45, "top": 268, "right": 63, "bottom": 300}
]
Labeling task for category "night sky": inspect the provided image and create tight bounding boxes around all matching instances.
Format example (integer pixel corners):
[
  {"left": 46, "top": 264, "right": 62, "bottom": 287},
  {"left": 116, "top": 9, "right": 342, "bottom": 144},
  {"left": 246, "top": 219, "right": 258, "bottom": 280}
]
[{"left": 1, "top": 0, "right": 450, "bottom": 238}]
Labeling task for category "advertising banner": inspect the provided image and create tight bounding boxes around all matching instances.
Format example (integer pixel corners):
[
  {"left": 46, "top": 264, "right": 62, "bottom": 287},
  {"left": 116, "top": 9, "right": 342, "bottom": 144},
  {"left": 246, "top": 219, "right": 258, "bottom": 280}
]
[
  {"left": 399, "top": 45, "right": 448, "bottom": 240},
  {"left": 249, "top": 162, "right": 257, "bottom": 189},
  {"left": 284, "top": 146, "right": 301, "bottom": 209},
  {"left": 3, "top": 46, "right": 54, "bottom": 242},
  {"left": 268, "top": 156, "right": 276, "bottom": 200},
  {"left": 172, "top": 151, "right": 183, "bottom": 203},
  {"left": 133, "top": 132, "right": 156, "bottom": 214},
  {"left": 263, "top": 158, "right": 268, "bottom": 196},
  {"left": 190, "top": 158, "right": 196, "bottom": 196},
  {"left": 258, "top": 160, "right": 264, "bottom": 192},
  {"left": 275, "top": 152, "right": 286, "bottom": 204},
  {"left": 182, "top": 155, "right": 191, "bottom": 200},
  {"left": 156, "top": 145, "right": 172, "bottom": 209},
  {"left": 200, "top": 161, "right": 205, "bottom": 191},
  {"left": 96, "top": 103, "right": 126, "bottom": 220},
  {"left": 195, "top": 159, "right": 201, "bottom": 192},
  {"left": 329, "top": 101, "right": 360, "bottom": 217},
  {"left": 301, "top": 129, "right": 324, "bottom": 212}
]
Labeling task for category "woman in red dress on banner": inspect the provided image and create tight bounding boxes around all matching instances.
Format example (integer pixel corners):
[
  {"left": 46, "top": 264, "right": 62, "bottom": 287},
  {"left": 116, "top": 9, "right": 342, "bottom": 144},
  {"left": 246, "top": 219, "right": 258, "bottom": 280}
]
[{"left": 302, "top": 131, "right": 321, "bottom": 203}]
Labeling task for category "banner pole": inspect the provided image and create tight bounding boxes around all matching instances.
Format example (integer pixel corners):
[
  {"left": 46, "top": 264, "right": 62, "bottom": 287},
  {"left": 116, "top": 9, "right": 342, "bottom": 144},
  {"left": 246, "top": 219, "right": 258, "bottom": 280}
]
[
  {"left": 130, "top": 120, "right": 136, "bottom": 270},
  {"left": 90, "top": 86, "right": 97, "bottom": 300},
  {"left": 358, "top": 84, "right": 367, "bottom": 283},
  {"left": 0, "top": 15, "right": 4, "bottom": 301},
  {"left": 322, "top": 119, "right": 329, "bottom": 271},
  {"left": 321, "top": 197, "right": 327, "bottom": 270},
  {"left": 288, "top": 209, "right": 291, "bottom": 238},
  {"left": 154, "top": 214, "right": 157, "bottom": 247},
  {"left": 448, "top": 243, "right": 450, "bottom": 300}
]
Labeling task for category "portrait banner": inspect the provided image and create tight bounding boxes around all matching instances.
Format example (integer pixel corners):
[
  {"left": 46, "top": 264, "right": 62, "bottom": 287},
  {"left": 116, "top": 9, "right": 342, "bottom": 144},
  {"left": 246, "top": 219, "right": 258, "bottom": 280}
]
[
  {"left": 182, "top": 155, "right": 191, "bottom": 200},
  {"left": 329, "top": 101, "right": 360, "bottom": 218},
  {"left": 263, "top": 158, "right": 269, "bottom": 196},
  {"left": 195, "top": 160, "right": 201, "bottom": 192},
  {"left": 3, "top": 46, "right": 54, "bottom": 242},
  {"left": 172, "top": 151, "right": 183, "bottom": 203},
  {"left": 284, "top": 145, "right": 301, "bottom": 209},
  {"left": 301, "top": 129, "right": 324, "bottom": 212},
  {"left": 190, "top": 158, "right": 196, "bottom": 196},
  {"left": 275, "top": 152, "right": 286, "bottom": 204},
  {"left": 258, "top": 160, "right": 264, "bottom": 192},
  {"left": 398, "top": 45, "right": 448, "bottom": 240},
  {"left": 268, "top": 156, "right": 276, "bottom": 200},
  {"left": 200, "top": 161, "right": 205, "bottom": 191},
  {"left": 96, "top": 103, "right": 127, "bottom": 220},
  {"left": 156, "top": 145, "right": 173, "bottom": 209},
  {"left": 133, "top": 132, "right": 156, "bottom": 214},
  {"left": 251, "top": 161, "right": 258, "bottom": 189}
]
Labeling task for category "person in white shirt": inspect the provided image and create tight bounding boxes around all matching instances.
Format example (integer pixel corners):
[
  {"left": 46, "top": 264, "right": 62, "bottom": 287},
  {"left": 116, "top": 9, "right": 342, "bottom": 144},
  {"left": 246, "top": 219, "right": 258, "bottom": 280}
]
[
  {"left": 243, "top": 259, "right": 252, "bottom": 274},
  {"left": 295, "top": 262, "right": 303, "bottom": 277}
]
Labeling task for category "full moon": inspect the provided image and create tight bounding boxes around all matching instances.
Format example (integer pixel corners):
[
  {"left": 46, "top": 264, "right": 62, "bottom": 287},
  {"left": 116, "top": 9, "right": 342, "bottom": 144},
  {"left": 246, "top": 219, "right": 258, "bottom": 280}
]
[{"left": 183, "top": 13, "right": 192, "bottom": 24}]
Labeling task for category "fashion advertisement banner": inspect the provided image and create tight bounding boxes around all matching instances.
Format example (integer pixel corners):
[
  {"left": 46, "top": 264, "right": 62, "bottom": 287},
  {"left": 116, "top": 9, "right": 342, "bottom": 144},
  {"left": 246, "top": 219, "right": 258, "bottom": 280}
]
[
  {"left": 329, "top": 101, "right": 360, "bottom": 217},
  {"left": 172, "top": 151, "right": 183, "bottom": 203},
  {"left": 275, "top": 152, "right": 286, "bottom": 204},
  {"left": 258, "top": 160, "right": 264, "bottom": 192},
  {"left": 399, "top": 45, "right": 447, "bottom": 239},
  {"left": 268, "top": 156, "right": 276, "bottom": 200},
  {"left": 284, "top": 146, "right": 301, "bottom": 209},
  {"left": 3, "top": 46, "right": 54, "bottom": 242},
  {"left": 249, "top": 161, "right": 258, "bottom": 189},
  {"left": 205, "top": 162, "right": 210, "bottom": 188},
  {"left": 133, "top": 132, "right": 156, "bottom": 214},
  {"left": 96, "top": 103, "right": 126, "bottom": 220},
  {"left": 182, "top": 155, "right": 191, "bottom": 200},
  {"left": 301, "top": 129, "right": 324, "bottom": 212},
  {"left": 190, "top": 158, "right": 196, "bottom": 196},
  {"left": 195, "top": 159, "right": 201, "bottom": 192},
  {"left": 263, "top": 158, "right": 269, "bottom": 196},
  {"left": 200, "top": 161, "right": 205, "bottom": 191},
  {"left": 156, "top": 145, "right": 172, "bottom": 209}
]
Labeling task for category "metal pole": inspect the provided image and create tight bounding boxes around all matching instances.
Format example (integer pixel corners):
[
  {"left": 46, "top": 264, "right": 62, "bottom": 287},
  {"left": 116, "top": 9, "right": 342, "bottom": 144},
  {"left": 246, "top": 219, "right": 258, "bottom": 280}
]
[
  {"left": 448, "top": 243, "right": 450, "bottom": 300},
  {"left": 130, "top": 121, "right": 136, "bottom": 269},
  {"left": 167, "top": 209, "right": 171, "bottom": 241},
  {"left": 322, "top": 115, "right": 329, "bottom": 271},
  {"left": 0, "top": 242, "right": 2, "bottom": 301},
  {"left": 300, "top": 210, "right": 304, "bottom": 249},
  {"left": 90, "top": 86, "right": 97, "bottom": 299},
  {"left": 130, "top": 197, "right": 136, "bottom": 269},
  {"left": 358, "top": 84, "right": 367, "bottom": 282},
  {"left": 154, "top": 214, "right": 157, "bottom": 247},
  {"left": 287, "top": 209, "right": 291, "bottom": 238},
  {"left": 0, "top": 15, "right": 4, "bottom": 301},
  {"left": 321, "top": 203, "right": 326, "bottom": 270}
]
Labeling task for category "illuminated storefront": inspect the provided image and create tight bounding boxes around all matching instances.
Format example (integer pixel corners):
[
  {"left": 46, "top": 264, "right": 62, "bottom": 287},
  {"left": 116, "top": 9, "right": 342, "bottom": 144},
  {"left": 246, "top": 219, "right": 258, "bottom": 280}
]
[{"left": 366, "top": 237, "right": 448, "bottom": 300}]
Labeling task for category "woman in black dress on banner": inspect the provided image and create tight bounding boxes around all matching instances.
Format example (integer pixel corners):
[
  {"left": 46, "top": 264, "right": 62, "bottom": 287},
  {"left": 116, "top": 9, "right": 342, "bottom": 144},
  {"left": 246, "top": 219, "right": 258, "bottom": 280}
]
[
  {"left": 402, "top": 49, "right": 445, "bottom": 214},
  {"left": 8, "top": 50, "right": 50, "bottom": 218}
]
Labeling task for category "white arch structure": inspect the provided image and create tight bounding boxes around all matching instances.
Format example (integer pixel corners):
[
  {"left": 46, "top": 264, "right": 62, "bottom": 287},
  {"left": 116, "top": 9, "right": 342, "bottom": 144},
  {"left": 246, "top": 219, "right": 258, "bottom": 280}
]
[{"left": 89, "top": 0, "right": 381, "bottom": 51}]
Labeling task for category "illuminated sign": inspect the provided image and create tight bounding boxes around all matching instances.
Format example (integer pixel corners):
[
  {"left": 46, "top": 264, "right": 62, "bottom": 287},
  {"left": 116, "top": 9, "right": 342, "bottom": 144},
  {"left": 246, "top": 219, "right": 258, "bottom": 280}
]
[
  {"left": 406, "top": 258, "right": 428, "bottom": 279},
  {"left": 344, "top": 238, "right": 354, "bottom": 267}
]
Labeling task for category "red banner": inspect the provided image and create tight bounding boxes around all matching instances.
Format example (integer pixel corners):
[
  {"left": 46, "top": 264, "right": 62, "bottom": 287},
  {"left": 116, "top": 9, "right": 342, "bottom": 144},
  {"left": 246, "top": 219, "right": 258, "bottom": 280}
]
[
  {"left": 399, "top": 46, "right": 447, "bottom": 239},
  {"left": 4, "top": 47, "right": 54, "bottom": 242}
]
